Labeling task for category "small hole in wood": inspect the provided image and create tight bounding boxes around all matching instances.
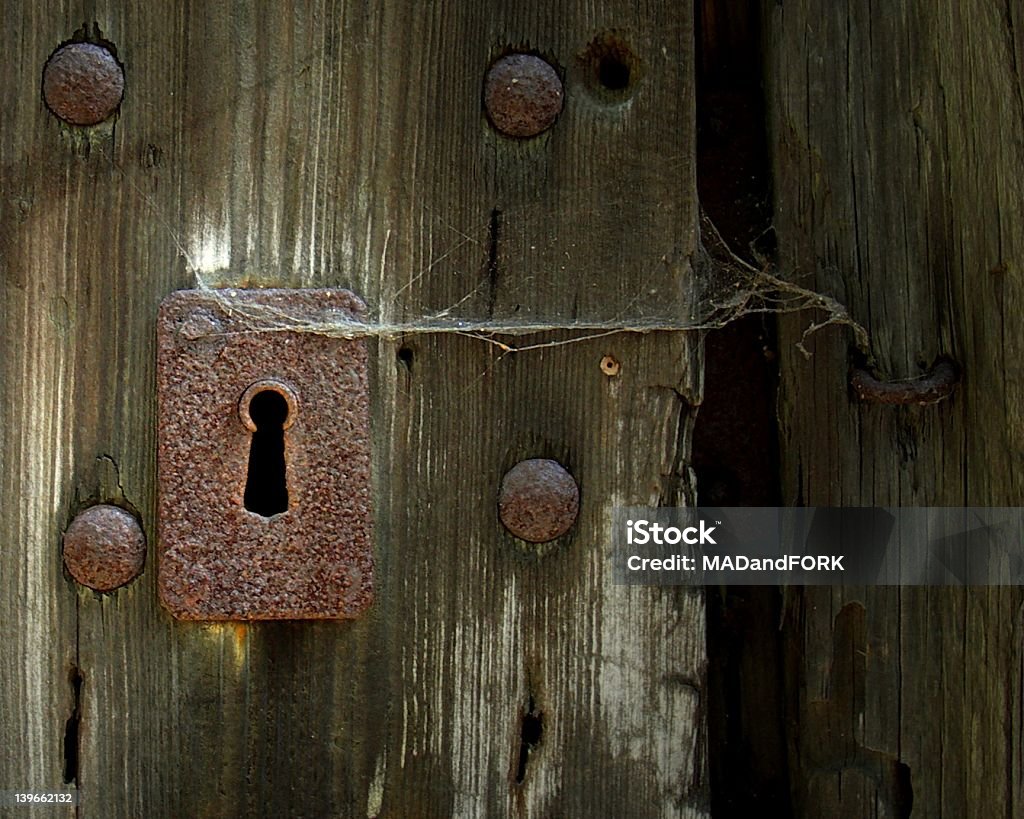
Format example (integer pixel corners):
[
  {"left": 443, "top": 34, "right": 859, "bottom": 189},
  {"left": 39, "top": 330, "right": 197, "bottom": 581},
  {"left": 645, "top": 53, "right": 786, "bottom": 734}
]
[
  {"left": 579, "top": 32, "right": 643, "bottom": 101},
  {"left": 599, "top": 56, "right": 630, "bottom": 90},
  {"left": 398, "top": 347, "right": 414, "bottom": 371}
]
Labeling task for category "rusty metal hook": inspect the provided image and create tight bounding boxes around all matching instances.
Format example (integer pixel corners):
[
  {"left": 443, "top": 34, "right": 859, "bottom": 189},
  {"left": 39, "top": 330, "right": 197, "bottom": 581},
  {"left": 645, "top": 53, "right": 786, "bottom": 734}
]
[{"left": 849, "top": 358, "right": 960, "bottom": 406}]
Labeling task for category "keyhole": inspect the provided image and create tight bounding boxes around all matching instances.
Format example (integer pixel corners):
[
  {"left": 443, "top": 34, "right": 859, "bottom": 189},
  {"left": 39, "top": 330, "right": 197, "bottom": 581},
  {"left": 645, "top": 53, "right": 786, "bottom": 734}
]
[{"left": 243, "top": 389, "right": 290, "bottom": 517}]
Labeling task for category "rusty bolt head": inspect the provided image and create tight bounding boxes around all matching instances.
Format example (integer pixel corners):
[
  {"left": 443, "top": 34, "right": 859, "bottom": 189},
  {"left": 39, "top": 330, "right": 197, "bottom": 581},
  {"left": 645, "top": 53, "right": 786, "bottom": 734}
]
[
  {"left": 484, "top": 54, "right": 564, "bottom": 138},
  {"left": 63, "top": 504, "right": 146, "bottom": 592},
  {"left": 42, "top": 43, "right": 124, "bottom": 126},
  {"left": 498, "top": 458, "right": 579, "bottom": 543}
]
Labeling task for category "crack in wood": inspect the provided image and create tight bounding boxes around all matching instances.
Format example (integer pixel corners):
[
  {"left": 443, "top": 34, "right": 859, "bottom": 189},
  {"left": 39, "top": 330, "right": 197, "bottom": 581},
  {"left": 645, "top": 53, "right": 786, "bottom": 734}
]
[
  {"left": 62, "top": 666, "right": 83, "bottom": 785},
  {"left": 487, "top": 208, "right": 502, "bottom": 317},
  {"left": 513, "top": 693, "right": 544, "bottom": 786}
]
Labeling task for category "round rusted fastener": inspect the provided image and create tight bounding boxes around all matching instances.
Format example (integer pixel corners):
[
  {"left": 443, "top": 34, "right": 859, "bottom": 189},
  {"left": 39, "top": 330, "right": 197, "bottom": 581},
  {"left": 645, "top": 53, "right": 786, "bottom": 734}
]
[
  {"left": 63, "top": 504, "right": 146, "bottom": 592},
  {"left": 484, "top": 54, "right": 564, "bottom": 138},
  {"left": 498, "top": 458, "right": 580, "bottom": 543},
  {"left": 600, "top": 355, "right": 620, "bottom": 376},
  {"left": 42, "top": 42, "right": 125, "bottom": 126}
]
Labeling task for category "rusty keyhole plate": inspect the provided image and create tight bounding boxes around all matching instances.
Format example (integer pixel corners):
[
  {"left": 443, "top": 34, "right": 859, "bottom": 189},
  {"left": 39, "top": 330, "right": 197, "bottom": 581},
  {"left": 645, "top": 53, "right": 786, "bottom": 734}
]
[{"left": 156, "top": 289, "right": 373, "bottom": 620}]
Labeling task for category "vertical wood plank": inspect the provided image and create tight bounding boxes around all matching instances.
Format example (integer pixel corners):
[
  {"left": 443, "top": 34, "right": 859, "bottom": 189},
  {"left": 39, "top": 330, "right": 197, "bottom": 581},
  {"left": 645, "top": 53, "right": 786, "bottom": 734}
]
[
  {"left": 767, "top": 0, "right": 1024, "bottom": 815},
  {"left": 371, "top": 332, "right": 704, "bottom": 817},
  {"left": 1, "top": 2, "right": 136, "bottom": 813}
]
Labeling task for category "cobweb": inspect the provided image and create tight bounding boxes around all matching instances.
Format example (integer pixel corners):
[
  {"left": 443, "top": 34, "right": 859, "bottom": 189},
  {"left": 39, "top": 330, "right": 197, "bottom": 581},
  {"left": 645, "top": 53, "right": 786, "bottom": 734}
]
[
  {"left": 106, "top": 140, "right": 866, "bottom": 356},
  {"left": 182, "top": 208, "right": 867, "bottom": 358},
  {"left": 694, "top": 211, "right": 869, "bottom": 357}
]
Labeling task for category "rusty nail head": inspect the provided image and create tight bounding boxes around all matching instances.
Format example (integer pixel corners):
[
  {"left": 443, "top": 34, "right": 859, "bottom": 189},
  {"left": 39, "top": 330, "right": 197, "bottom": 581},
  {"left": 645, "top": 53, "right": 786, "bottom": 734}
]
[
  {"left": 484, "top": 54, "right": 564, "bottom": 138},
  {"left": 42, "top": 42, "right": 124, "bottom": 126},
  {"left": 499, "top": 458, "right": 579, "bottom": 543},
  {"left": 63, "top": 504, "right": 146, "bottom": 592}
]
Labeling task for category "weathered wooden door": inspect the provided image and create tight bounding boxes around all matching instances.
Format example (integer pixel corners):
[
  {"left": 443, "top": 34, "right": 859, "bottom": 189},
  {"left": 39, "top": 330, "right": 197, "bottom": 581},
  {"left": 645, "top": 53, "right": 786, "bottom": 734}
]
[{"left": 1, "top": 3, "right": 705, "bottom": 817}]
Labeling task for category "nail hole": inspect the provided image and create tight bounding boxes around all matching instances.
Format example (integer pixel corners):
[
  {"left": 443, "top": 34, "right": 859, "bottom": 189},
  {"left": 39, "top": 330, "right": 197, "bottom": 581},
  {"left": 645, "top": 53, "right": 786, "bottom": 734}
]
[
  {"left": 244, "top": 390, "right": 290, "bottom": 517},
  {"left": 598, "top": 56, "right": 630, "bottom": 90},
  {"left": 579, "top": 32, "right": 643, "bottom": 101}
]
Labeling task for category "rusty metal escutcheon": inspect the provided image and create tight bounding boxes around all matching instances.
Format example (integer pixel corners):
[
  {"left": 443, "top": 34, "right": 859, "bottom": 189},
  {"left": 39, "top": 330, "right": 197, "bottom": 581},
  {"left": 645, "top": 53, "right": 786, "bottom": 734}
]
[{"left": 156, "top": 288, "right": 373, "bottom": 620}]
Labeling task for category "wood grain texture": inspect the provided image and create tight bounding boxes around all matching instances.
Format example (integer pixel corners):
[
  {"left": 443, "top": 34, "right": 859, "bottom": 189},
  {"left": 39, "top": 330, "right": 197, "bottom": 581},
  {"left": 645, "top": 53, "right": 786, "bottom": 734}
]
[
  {"left": 766, "top": 1, "right": 1024, "bottom": 815},
  {"left": 0, "top": 1, "right": 703, "bottom": 816}
]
